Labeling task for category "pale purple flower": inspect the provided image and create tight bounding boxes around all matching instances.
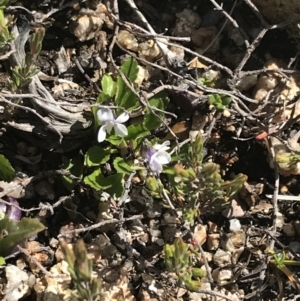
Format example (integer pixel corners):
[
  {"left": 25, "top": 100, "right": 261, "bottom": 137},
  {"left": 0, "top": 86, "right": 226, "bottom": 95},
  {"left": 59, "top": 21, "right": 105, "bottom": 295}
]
[
  {"left": 97, "top": 108, "right": 129, "bottom": 142},
  {"left": 0, "top": 197, "right": 21, "bottom": 220},
  {"left": 144, "top": 141, "right": 171, "bottom": 174}
]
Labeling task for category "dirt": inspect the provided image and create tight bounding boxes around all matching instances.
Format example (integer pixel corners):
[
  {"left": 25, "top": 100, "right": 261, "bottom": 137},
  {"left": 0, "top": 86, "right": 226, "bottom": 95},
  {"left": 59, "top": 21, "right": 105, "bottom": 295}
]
[{"left": 1, "top": 0, "right": 300, "bottom": 301}]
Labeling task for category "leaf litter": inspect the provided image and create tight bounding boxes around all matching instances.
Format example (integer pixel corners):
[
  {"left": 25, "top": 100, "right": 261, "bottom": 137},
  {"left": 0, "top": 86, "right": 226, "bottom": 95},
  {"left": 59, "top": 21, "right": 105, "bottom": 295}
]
[{"left": 1, "top": 0, "right": 300, "bottom": 300}]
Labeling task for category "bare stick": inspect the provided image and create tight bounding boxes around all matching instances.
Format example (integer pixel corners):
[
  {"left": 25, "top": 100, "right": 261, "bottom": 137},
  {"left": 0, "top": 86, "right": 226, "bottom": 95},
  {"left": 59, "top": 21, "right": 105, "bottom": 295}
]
[
  {"left": 57, "top": 214, "right": 143, "bottom": 235},
  {"left": 123, "top": 0, "right": 183, "bottom": 69},
  {"left": 0, "top": 95, "right": 63, "bottom": 141}
]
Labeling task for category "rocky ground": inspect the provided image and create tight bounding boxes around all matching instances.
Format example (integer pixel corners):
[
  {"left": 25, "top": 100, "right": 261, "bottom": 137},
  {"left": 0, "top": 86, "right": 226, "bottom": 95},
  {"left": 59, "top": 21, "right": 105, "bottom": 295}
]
[{"left": 1, "top": 0, "right": 300, "bottom": 300}]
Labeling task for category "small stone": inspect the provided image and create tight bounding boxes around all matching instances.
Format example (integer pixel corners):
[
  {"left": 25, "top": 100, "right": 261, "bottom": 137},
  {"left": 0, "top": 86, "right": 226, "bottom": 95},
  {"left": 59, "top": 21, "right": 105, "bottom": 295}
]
[
  {"left": 191, "top": 27, "right": 219, "bottom": 53},
  {"left": 16, "top": 142, "right": 28, "bottom": 155},
  {"left": 213, "top": 249, "right": 231, "bottom": 266},
  {"left": 236, "top": 74, "right": 258, "bottom": 91},
  {"left": 232, "top": 247, "right": 244, "bottom": 264},
  {"left": 163, "top": 226, "right": 177, "bottom": 242},
  {"left": 173, "top": 9, "right": 201, "bottom": 37},
  {"left": 190, "top": 281, "right": 211, "bottom": 300},
  {"left": 49, "top": 238, "right": 59, "bottom": 248},
  {"left": 34, "top": 180, "right": 55, "bottom": 200},
  {"left": 208, "top": 221, "right": 218, "bottom": 232},
  {"left": 200, "top": 251, "right": 213, "bottom": 263},
  {"left": 212, "top": 268, "right": 233, "bottom": 285},
  {"left": 207, "top": 233, "right": 220, "bottom": 250},
  {"left": 193, "top": 224, "right": 207, "bottom": 246},
  {"left": 222, "top": 199, "right": 244, "bottom": 218},
  {"left": 70, "top": 15, "right": 104, "bottom": 42},
  {"left": 229, "top": 219, "right": 241, "bottom": 232},
  {"left": 155, "top": 238, "right": 164, "bottom": 246},
  {"left": 230, "top": 230, "right": 246, "bottom": 248},
  {"left": 163, "top": 212, "right": 179, "bottom": 225},
  {"left": 282, "top": 223, "right": 296, "bottom": 236},
  {"left": 275, "top": 212, "right": 284, "bottom": 229},
  {"left": 221, "top": 230, "right": 246, "bottom": 252},
  {"left": 294, "top": 220, "right": 300, "bottom": 235},
  {"left": 289, "top": 241, "right": 300, "bottom": 253},
  {"left": 5, "top": 265, "right": 32, "bottom": 301},
  {"left": 26, "top": 241, "right": 52, "bottom": 273}
]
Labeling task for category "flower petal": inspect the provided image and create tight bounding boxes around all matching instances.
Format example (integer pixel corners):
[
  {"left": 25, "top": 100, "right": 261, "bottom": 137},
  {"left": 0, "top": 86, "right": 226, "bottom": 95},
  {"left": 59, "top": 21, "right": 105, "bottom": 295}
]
[
  {"left": 153, "top": 144, "right": 162, "bottom": 151},
  {"left": 153, "top": 140, "right": 170, "bottom": 151},
  {"left": 116, "top": 111, "right": 130, "bottom": 123},
  {"left": 114, "top": 123, "right": 128, "bottom": 137},
  {"left": 104, "top": 122, "right": 113, "bottom": 133},
  {"left": 154, "top": 151, "right": 171, "bottom": 164},
  {"left": 162, "top": 141, "right": 170, "bottom": 147},
  {"left": 97, "top": 126, "right": 107, "bottom": 142},
  {"left": 149, "top": 157, "right": 163, "bottom": 174},
  {"left": 97, "top": 108, "right": 114, "bottom": 123}
]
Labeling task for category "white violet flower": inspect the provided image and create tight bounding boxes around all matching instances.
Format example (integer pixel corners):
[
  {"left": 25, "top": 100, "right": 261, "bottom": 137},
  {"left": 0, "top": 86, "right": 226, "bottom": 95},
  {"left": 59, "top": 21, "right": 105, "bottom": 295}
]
[
  {"left": 97, "top": 108, "right": 129, "bottom": 142},
  {"left": 144, "top": 141, "right": 171, "bottom": 174}
]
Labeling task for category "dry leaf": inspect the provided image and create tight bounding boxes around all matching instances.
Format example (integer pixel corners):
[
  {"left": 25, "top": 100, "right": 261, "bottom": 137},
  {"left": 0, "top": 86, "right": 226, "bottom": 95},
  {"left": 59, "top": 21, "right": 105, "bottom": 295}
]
[{"left": 162, "top": 121, "right": 191, "bottom": 141}]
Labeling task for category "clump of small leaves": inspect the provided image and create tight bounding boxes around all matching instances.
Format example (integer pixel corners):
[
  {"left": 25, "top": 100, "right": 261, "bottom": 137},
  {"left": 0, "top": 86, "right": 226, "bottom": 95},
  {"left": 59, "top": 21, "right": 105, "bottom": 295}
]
[
  {"left": 208, "top": 94, "right": 231, "bottom": 111},
  {"left": 0, "top": 0, "right": 14, "bottom": 55},
  {"left": 276, "top": 151, "right": 300, "bottom": 168},
  {"left": 198, "top": 76, "right": 216, "bottom": 87},
  {"left": 269, "top": 249, "right": 300, "bottom": 291},
  {"left": 60, "top": 239, "right": 103, "bottom": 301},
  {"left": 164, "top": 237, "right": 205, "bottom": 291},
  {"left": 9, "top": 27, "right": 45, "bottom": 92},
  {"left": 155, "top": 133, "right": 247, "bottom": 225},
  {"left": 63, "top": 58, "right": 169, "bottom": 199}
]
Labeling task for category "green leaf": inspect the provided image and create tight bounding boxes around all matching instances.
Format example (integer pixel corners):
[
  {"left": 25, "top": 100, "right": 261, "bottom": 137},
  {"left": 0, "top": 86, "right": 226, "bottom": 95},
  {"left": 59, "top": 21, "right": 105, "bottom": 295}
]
[
  {"left": 113, "top": 157, "right": 133, "bottom": 174},
  {"left": 106, "top": 135, "right": 123, "bottom": 146},
  {"left": 85, "top": 146, "right": 111, "bottom": 167},
  {"left": 104, "top": 173, "right": 124, "bottom": 198},
  {"left": 120, "top": 57, "right": 139, "bottom": 82},
  {"left": 215, "top": 103, "right": 224, "bottom": 110},
  {"left": 208, "top": 94, "right": 217, "bottom": 105},
  {"left": 84, "top": 169, "right": 105, "bottom": 190},
  {"left": 62, "top": 156, "right": 83, "bottom": 191},
  {"left": 0, "top": 256, "right": 5, "bottom": 265},
  {"left": 0, "top": 0, "right": 10, "bottom": 8},
  {"left": 115, "top": 58, "right": 140, "bottom": 111},
  {"left": 208, "top": 94, "right": 231, "bottom": 110},
  {"left": 96, "top": 92, "right": 110, "bottom": 104},
  {"left": 143, "top": 91, "right": 169, "bottom": 131},
  {"left": 84, "top": 171, "right": 124, "bottom": 198},
  {"left": 127, "top": 124, "right": 150, "bottom": 140},
  {"left": 221, "top": 95, "right": 231, "bottom": 106},
  {"left": 0, "top": 217, "right": 45, "bottom": 255},
  {"left": 101, "top": 74, "right": 117, "bottom": 97},
  {"left": 0, "top": 154, "right": 15, "bottom": 182},
  {"left": 106, "top": 124, "right": 149, "bottom": 147}
]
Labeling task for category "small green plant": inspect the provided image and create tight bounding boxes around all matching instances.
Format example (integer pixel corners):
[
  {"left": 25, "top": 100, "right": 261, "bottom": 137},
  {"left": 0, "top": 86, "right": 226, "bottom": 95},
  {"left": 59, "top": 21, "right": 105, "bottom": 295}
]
[
  {"left": 198, "top": 76, "right": 216, "bottom": 87},
  {"left": 60, "top": 239, "right": 103, "bottom": 301},
  {"left": 9, "top": 27, "right": 45, "bottom": 92},
  {"left": 164, "top": 237, "right": 205, "bottom": 291},
  {"left": 208, "top": 94, "right": 231, "bottom": 110},
  {"left": 63, "top": 58, "right": 170, "bottom": 199},
  {"left": 276, "top": 152, "right": 300, "bottom": 168},
  {"left": 269, "top": 249, "right": 300, "bottom": 290},
  {"left": 155, "top": 133, "right": 247, "bottom": 225},
  {"left": 0, "top": 0, "right": 14, "bottom": 55}
]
